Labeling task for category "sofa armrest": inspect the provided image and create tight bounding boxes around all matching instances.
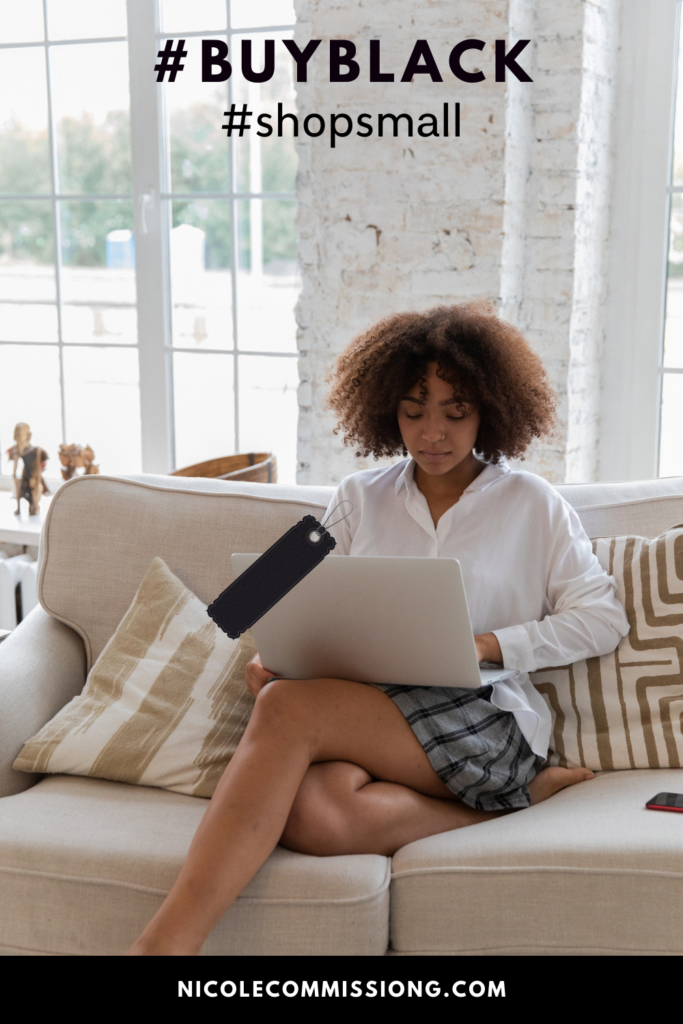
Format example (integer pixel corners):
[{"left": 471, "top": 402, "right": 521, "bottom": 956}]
[{"left": 0, "top": 606, "right": 86, "bottom": 797}]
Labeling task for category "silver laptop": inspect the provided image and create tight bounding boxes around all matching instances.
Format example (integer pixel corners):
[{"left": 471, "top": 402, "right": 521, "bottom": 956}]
[{"left": 231, "top": 554, "right": 512, "bottom": 689}]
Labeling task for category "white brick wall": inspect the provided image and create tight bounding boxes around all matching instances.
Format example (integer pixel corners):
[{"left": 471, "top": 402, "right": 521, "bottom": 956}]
[{"left": 294, "top": 0, "right": 621, "bottom": 486}]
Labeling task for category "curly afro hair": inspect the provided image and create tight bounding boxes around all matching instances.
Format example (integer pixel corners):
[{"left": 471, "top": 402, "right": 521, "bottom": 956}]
[{"left": 326, "top": 302, "right": 556, "bottom": 464}]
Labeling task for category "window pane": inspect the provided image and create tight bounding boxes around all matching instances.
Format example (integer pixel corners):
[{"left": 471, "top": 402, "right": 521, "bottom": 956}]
[
  {"left": 0, "top": 48, "right": 51, "bottom": 194},
  {"left": 0, "top": 0, "right": 44, "bottom": 44},
  {"left": 46, "top": 0, "right": 127, "bottom": 41},
  {"left": 673, "top": 13, "right": 683, "bottom": 186},
  {"left": 232, "top": 32, "right": 297, "bottom": 195},
  {"left": 0, "top": 345, "right": 62, "bottom": 473},
  {"left": 173, "top": 352, "right": 235, "bottom": 468},
  {"left": 238, "top": 355, "right": 298, "bottom": 483},
  {"left": 0, "top": 304, "right": 58, "bottom": 343},
  {"left": 659, "top": 373, "right": 683, "bottom": 476},
  {"left": 0, "top": 201, "right": 56, "bottom": 302},
  {"left": 49, "top": 42, "right": 131, "bottom": 195},
  {"left": 170, "top": 199, "right": 233, "bottom": 349},
  {"left": 664, "top": 274, "right": 683, "bottom": 369},
  {"left": 230, "top": 0, "right": 295, "bottom": 29},
  {"left": 59, "top": 200, "right": 136, "bottom": 344},
  {"left": 236, "top": 199, "right": 297, "bottom": 352},
  {"left": 166, "top": 38, "right": 230, "bottom": 194},
  {"left": 62, "top": 346, "right": 141, "bottom": 474},
  {"left": 160, "top": 0, "right": 227, "bottom": 34}
]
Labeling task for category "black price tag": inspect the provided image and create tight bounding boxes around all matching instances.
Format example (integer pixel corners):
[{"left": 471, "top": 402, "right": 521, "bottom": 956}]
[{"left": 208, "top": 514, "right": 337, "bottom": 639}]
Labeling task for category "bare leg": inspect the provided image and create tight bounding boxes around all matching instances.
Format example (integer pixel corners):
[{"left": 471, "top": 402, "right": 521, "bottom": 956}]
[
  {"left": 127, "top": 678, "right": 496, "bottom": 955},
  {"left": 281, "top": 761, "right": 496, "bottom": 856},
  {"left": 281, "top": 760, "right": 594, "bottom": 856},
  {"left": 128, "top": 679, "right": 593, "bottom": 955}
]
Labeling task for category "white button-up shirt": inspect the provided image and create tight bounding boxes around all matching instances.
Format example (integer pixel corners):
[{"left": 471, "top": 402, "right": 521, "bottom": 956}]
[{"left": 323, "top": 458, "right": 629, "bottom": 757}]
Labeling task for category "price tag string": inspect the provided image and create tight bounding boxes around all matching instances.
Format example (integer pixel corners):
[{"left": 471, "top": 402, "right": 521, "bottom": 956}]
[{"left": 309, "top": 500, "right": 354, "bottom": 542}]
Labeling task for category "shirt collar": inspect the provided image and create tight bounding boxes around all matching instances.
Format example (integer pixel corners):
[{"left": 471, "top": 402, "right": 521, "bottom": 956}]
[
  {"left": 395, "top": 457, "right": 416, "bottom": 495},
  {"left": 394, "top": 457, "right": 510, "bottom": 497},
  {"left": 464, "top": 460, "right": 510, "bottom": 493}
]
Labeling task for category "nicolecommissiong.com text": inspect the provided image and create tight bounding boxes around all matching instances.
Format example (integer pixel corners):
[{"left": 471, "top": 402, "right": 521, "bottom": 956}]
[{"left": 178, "top": 978, "right": 507, "bottom": 1000}]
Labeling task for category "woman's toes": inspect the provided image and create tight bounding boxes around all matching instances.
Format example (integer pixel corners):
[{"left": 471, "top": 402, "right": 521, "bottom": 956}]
[
  {"left": 528, "top": 765, "right": 594, "bottom": 805},
  {"left": 550, "top": 766, "right": 593, "bottom": 788},
  {"left": 568, "top": 767, "right": 594, "bottom": 783}
]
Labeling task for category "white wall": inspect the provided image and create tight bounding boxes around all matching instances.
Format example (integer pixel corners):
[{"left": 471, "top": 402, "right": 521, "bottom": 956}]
[
  {"left": 293, "top": 0, "right": 660, "bottom": 487},
  {"left": 508, "top": 0, "right": 620, "bottom": 483}
]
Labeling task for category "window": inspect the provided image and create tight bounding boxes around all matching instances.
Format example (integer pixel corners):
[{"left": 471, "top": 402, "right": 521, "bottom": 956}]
[
  {"left": 0, "top": 0, "right": 299, "bottom": 484},
  {"left": 660, "top": 2, "right": 683, "bottom": 476},
  {"left": 601, "top": 0, "right": 679, "bottom": 482},
  {"left": 0, "top": 0, "right": 138, "bottom": 477}
]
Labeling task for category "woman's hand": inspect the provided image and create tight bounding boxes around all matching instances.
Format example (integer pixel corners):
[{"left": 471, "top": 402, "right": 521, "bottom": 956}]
[
  {"left": 245, "top": 653, "right": 278, "bottom": 698},
  {"left": 474, "top": 632, "right": 503, "bottom": 665}
]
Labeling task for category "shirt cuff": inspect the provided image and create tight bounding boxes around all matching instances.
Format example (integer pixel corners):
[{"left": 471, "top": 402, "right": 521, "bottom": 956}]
[{"left": 492, "top": 624, "right": 536, "bottom": 673}]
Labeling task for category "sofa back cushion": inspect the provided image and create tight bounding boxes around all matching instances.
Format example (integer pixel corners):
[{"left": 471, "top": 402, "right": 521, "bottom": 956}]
[
  {"left": 38, "top": 475, "right": 333, "bottom": 670},
  {"left": 38, "top": 472, "right": 683, "bottom": 672},
  {"left": 557, "top": 477, "right": 683, "bottom": 539}
]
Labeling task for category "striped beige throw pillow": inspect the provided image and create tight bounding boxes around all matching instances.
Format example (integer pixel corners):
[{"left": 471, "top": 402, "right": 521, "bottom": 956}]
[
  {"left": 14, "top": 557, "right": 256, "bottom": 797},
  {"left": 531, "top": 528, "right": 683, "bottom": 770}
]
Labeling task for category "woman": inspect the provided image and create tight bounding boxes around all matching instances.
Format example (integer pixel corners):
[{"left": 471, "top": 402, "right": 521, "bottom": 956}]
[{"left": 128, "top": 303, "right": 628, "bottom": 955}]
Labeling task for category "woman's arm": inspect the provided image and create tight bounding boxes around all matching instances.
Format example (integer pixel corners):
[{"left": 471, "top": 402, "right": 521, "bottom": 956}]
[
  {"left": 474, "top": 632, "right": 503, "bottom": 664},
  {"left": 492, "top": 504, "right": 629, "bottom": 674}
]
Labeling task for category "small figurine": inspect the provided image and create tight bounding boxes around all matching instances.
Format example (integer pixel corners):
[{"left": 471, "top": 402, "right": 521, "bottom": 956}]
[
  {"left": 58, "top": 443, "right": 100, "bottom": 481},
  {"left": 6, "top": 422, "right": 50, "bottom": 516}
]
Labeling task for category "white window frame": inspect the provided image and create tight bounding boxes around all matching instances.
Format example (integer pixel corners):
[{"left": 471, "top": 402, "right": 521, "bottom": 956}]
[
  {"left": 601, "top": 0, "right": 680, "bottom": 481},
  {"left": 127, "top": 0, "right": 173, "bottom": 474}
]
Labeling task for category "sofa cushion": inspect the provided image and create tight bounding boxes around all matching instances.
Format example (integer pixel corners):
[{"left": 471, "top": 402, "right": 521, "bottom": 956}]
[
  {"left": 557, "top": 477, "right": 683, "bottom": 539},
  {"left": 390, "top": 767, "right": 683, "bottom": 955},
  {"left": 0, "top": 775, "right": 390, "bottom": 956},
  {"left": 532, "top": 528, "right": 683, "bottom": 770},
  {"left": 38, "top": 475, "right": 334, "bottom": 670},
  {"left": 15, "top": 558, "right": 257, "bottom": 798}
]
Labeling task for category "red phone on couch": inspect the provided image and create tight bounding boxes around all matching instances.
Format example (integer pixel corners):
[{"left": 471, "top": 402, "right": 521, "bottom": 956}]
[{"left": 646, "top": 792, "right": 683, "bottom": 813}]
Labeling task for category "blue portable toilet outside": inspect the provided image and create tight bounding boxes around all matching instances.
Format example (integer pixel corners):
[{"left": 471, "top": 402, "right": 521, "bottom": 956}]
[{"left": 106, "top": 229, "right": 135, "bottom": 268}]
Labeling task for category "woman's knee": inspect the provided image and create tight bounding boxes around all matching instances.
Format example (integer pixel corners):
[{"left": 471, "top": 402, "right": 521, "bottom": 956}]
[
  {"left": 250, "top": 677, "right": 310, "bottom": 736},
  {"left": 250, "top": 679, "right": 351, "bottom": 755}
]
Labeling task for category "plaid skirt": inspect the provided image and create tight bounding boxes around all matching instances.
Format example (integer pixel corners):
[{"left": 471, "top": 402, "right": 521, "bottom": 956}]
[{"left": 372, "top": 683, "right": 546, "bottom": 811}]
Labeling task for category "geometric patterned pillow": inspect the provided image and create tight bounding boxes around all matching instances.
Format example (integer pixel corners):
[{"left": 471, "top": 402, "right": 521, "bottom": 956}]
[
  {"left": 13, "top": 557, "right": 256, "bottom": 798},
  {"left": 531, "top": 528, "right": 683, "bottom": 770}
]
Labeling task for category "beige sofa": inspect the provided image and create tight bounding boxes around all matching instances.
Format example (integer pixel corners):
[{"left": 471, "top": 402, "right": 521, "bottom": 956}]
[{"left": 1, "top": 472, "right": 682, "bottom": 957}]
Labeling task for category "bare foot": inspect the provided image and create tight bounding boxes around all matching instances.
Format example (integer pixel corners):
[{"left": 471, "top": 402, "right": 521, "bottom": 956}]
[{"left": 528, "top": 765, "right": 594, "bottom": 806}]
